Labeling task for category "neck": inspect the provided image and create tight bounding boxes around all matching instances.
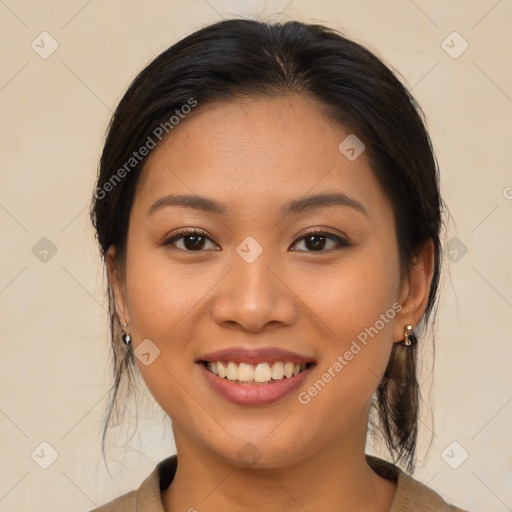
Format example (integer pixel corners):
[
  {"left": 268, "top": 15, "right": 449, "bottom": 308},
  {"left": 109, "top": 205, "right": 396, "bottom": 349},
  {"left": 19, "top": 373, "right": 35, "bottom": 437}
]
[{"left": 162, "top": 413, "right": 396, "bottom": 512}]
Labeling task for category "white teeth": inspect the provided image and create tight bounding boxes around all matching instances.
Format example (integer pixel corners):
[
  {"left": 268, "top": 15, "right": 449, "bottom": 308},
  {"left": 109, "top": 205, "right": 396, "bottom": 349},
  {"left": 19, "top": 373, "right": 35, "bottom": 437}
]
[
  {"left": 238, "top": 363, "right": 254, "bottom": 382},
  {"left": 205, "top": 361, "right": 309, "bottom": 384},
  {"left": 254, "top": 363, "right": 272, "bottom": 382},
  {"left": 207, "top": 362, "right": 219, "bottom": 375},
  {"left": 271, "top": 361, "right": 284, "bottom": 380},
  {"left": 226, "top": 362, "right": 238, "bottom": 381}
]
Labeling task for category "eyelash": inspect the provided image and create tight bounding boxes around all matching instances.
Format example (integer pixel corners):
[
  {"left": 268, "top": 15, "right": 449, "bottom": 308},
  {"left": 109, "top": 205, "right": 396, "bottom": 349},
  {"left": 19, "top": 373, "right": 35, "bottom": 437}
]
[{"left": 161, "top": 228, "right": 349, "bottom": 253}]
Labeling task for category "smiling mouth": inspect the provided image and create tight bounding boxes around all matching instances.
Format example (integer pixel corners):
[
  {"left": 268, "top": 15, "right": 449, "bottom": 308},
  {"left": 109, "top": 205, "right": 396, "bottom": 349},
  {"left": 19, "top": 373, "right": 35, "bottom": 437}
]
[{"left": 201, "top": 361, "right": 314, "bottom": 385}]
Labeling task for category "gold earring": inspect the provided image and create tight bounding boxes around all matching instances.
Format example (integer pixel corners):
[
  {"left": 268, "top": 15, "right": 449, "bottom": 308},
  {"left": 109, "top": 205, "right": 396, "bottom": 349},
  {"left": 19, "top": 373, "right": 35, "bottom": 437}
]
[
  {"left": 402, "top": 325, "right": 416, "bottom": 347},
  {"left": 122, "top": 321, "right": 131, "bottom": 345}
]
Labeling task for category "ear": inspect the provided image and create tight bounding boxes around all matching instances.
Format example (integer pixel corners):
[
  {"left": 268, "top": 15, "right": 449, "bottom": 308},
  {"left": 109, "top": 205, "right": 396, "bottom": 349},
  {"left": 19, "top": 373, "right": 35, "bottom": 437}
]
[
  {"left": 106, "top": 245, "right": 130, "bottom": 327},
  {"left": 394, "top": 239, "right": 435, "bottom": 342}
]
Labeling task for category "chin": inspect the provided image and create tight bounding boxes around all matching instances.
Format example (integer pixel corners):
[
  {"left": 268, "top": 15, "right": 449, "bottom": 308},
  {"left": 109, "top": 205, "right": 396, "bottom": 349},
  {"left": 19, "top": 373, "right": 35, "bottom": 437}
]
[{"left": 202, "top": 431, "right": 317, "bottom": 471}]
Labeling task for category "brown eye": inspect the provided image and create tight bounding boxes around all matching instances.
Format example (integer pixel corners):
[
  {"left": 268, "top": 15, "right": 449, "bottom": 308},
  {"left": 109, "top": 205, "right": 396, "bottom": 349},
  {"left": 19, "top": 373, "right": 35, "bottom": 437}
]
[
  {"left": 183, "top": 234, "right": 207, "bottom": 250},
  {"left": 304, "top": 234, "right": 327, "bottom": 251},
  {"left": 163, "top": 229, "right": 219, "bottom": 251},
  {"left": 291, "top": 230, "right": 349, "bottom": 252}
]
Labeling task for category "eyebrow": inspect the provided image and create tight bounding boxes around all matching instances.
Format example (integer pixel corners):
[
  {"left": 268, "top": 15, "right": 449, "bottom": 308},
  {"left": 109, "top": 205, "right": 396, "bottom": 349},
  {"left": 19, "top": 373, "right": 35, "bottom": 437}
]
[
  {"left": 147, "top": 192, "right": 368, "bottom": 217},
  {"left": 147, "top": 194, "right": 225, "bottom": 216},
  {"left": 281, "top": 192, "right": 368, "bottom": 217}
]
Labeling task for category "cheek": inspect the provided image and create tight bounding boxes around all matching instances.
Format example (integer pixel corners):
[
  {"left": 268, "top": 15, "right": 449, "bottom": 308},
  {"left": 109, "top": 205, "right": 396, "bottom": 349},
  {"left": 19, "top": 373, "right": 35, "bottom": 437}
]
[
  {"left": 121, "top": 258, "right": 204, "bottom": 421},
  {"left": 121, "top": 246, "right": 232, "bottom": 410},
  {"left": 125, "top": 245, "right": 221, "bottom": 342},
  {"left": 295, "top": 247, "right": 400, "bottom": 341},
  {"left": 293, "top": 250, "right": 400, "bottom": 408}
]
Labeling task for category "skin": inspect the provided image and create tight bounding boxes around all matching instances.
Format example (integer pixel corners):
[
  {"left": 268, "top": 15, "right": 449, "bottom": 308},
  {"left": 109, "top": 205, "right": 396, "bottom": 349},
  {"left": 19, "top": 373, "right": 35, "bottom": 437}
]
[{"left": 108, "top": 93, "right": 434, "bottom": 512}]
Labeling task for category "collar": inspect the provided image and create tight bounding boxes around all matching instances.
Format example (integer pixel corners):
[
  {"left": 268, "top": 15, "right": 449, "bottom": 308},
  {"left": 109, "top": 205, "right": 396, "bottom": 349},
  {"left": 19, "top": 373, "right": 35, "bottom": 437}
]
[{"left": 134, "top": 453, "right": 460, "bottom": 511}]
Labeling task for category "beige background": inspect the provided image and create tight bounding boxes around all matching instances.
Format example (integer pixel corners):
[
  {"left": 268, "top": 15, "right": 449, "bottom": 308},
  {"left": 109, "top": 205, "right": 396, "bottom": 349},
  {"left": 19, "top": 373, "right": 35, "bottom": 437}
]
[{"left": 1, "top": 0, "right": 511, "bottom": 511}]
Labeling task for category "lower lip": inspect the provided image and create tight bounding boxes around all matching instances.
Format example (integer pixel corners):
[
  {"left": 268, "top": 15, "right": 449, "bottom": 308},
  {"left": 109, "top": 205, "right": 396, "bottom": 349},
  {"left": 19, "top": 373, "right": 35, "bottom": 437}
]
[{"left": 198, "top": 363, "right": 313, "bottom": 406}]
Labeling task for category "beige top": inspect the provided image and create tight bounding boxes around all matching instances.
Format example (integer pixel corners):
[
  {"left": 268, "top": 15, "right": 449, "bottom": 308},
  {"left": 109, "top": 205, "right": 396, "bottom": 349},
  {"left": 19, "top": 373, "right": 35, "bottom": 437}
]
[{"left": 89, "top": 454, "right": 468, "bottom": 512}]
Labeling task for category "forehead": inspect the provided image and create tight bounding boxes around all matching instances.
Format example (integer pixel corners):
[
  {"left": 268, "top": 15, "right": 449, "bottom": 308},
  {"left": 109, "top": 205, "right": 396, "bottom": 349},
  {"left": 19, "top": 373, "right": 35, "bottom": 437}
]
[{"left": 134, "top": 93, "right": 392, "bottom": 221}]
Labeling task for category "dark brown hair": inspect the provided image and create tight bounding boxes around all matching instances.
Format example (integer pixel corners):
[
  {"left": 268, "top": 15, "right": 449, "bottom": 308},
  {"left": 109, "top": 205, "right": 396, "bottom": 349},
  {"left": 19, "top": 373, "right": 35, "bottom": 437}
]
[{"left": 91, "top": 18, "right": 443, "bottom": 474}]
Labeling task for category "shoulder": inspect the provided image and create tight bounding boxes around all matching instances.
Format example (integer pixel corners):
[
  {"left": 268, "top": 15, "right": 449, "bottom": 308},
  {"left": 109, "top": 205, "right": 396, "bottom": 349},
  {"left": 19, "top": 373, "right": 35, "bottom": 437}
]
[
  {"left": 88, "top": 490, "right": 137, "bottom": 512},
  {"left": 395, "top": 471, "right": 468, "bottom": 512},
  {"left": 87, "top": 455, "right": 177, "bottom": 512},
  {"left": 366, "top": 455, "right": 469, "bottom": 512}
]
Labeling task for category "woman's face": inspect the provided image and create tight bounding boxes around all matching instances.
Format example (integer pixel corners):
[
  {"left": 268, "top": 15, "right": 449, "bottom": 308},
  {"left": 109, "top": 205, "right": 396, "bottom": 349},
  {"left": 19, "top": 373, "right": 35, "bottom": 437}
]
[{"left": 110, "top": 93, "right": 421, "bottom": 468}]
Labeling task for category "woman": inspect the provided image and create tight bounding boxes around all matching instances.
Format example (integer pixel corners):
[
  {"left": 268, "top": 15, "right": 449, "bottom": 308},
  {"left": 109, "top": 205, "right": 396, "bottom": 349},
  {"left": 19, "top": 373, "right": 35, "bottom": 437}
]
[{"left": 89, "top": 18, "right": 467, "bottom": 512}]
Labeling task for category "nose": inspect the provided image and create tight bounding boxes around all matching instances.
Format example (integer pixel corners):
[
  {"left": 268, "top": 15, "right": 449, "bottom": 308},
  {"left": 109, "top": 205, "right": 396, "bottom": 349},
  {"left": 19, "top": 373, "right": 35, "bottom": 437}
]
[{"left": 211, "top": 250, "right": 299, "bottom": 333}]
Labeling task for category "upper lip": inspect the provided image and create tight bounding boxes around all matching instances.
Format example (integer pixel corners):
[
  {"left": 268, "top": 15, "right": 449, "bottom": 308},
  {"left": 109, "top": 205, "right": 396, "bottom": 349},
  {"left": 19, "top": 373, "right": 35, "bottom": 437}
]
[{"left": 197, "top": 346, "right": 316, "bottom": 365}]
